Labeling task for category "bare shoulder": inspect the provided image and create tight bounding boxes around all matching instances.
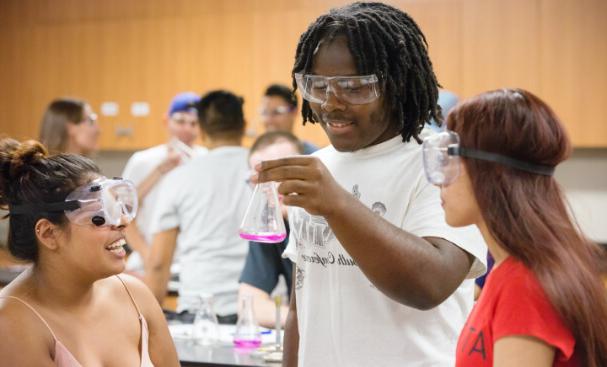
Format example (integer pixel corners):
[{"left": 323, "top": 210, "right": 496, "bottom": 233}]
[
  {"left": 95, "top": 274, "right": 166, "bottom": 332},
  {"left": 0, "top": 296, "right": 55, "bottom": 364},
  {"left": 110, "top": 276, "right": 180, "bottom": 366},
  {"left": 113, "top": 273, "right": 164, "bottom": 318}
]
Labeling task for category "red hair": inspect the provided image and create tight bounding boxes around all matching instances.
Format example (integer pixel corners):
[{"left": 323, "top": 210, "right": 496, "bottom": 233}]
[{"left": 448, "top": 89, "right": 607, "bottom": 366}]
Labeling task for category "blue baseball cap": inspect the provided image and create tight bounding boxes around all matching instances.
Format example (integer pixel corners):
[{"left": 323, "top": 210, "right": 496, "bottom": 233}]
[{"left": 168, "top": 92, "right": 200, "bottom": 116}]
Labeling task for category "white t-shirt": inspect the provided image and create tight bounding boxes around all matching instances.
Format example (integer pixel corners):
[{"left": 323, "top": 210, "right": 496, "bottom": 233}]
[
  {"left": 283, "top": 135, "right": 487, "bottom": 367},
  {"left": 121, "top": 144, "right": 207, "bottom": 273},
  {"left": 151, "top": 146, "right": 251, "bottom": 316}
]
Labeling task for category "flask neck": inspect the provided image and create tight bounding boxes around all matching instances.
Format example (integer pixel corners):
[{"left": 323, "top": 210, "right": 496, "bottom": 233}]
[{"left": 240, "top": 297, "right": 257, "bottom": 323}]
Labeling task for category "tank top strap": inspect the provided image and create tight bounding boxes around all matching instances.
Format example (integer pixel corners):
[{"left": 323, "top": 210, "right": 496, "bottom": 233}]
[
  {"left": 0, "top": 295, "right": 59, "bottom": 340},
  {"left": 115, "top": 275, "right": 143, "bottom": 317}
]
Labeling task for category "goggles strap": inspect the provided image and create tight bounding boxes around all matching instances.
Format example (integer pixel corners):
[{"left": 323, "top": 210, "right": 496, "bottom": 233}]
[
  {"left": 449, "top": 146, "right": 555, "bottom": 176},
  {"left": 9, "top": 200, "right": 81, "bottom": 215}
]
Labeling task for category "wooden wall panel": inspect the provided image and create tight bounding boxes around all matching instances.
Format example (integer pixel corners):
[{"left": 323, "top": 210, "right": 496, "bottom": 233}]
[
  {"left": 394, "top": 0, "right": 463, "bottom": 94},
  {"left": 0, "top": 0, "right": 605, "bottom": 149},
  {"left": 248, "top": 3, "right": 333, "bottom": 147},
  {"left": 461, "top": 0, "right": 542, "bottom": 96},
  {"left": 539, "top": 0, "right": 607, "bottom": 147}
]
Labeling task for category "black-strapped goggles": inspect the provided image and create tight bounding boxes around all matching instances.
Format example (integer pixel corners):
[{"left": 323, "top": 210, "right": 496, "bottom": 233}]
[
  {"left": 9, "top": 177, "right": 138, "bottom": 227},
  {"left": 422, "top": 131, "right": 555, "bottom": 186}
]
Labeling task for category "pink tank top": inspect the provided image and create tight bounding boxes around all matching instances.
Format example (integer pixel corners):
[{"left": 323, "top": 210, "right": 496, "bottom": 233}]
[{"left": 1, "top": 275, "right": 154, "bottom": 367}]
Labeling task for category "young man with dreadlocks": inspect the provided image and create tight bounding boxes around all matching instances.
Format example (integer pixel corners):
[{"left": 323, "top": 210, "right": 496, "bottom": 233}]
[{"left": 254, "top": 3, "right": 487, "bottom": 366}]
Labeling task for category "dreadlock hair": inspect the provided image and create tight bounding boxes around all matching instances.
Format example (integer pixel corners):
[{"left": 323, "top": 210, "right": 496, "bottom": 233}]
[{"left": 292, "top": 2, "right": 441, "bottom": 143}]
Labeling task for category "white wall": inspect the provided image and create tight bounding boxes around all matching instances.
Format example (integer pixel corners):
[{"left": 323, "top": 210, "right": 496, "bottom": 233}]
[{"left": 555, "top": 149, "right": 607, "bottom": 244}]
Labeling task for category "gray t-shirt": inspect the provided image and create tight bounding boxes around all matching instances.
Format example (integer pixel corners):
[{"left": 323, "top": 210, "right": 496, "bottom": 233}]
[
  {"left": 121, "top": 144, "right": 207, "bottom": 274},
  {"left": 151, "top": 146, "right": 251, "bottom": 316}
]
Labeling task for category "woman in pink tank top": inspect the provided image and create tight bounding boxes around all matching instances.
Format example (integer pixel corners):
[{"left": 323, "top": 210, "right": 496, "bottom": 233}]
[{"left": 0, "top": 138, "right": 179, "bottom": 366}]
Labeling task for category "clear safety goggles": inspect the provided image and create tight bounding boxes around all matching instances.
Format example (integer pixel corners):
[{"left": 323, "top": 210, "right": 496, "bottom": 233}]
[
  {"left": 422, "top": 131, "right": 555, "bottom": 186},
  {"left": 10, "top": 177, "right": 138, "bottom": 227},
  {"left": 294, "top": 73, "right": 380, "bottom": 105},
  {"left": 81, "top": 112, "right": 98, "bottom": 126},
  {"left": 259, "top": 105, "right": 294, "bottom": 117}
]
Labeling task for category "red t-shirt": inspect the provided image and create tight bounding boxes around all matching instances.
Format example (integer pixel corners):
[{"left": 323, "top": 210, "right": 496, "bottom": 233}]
[{"left": 456, "top": 256, "right": 579, "bottom": 366}]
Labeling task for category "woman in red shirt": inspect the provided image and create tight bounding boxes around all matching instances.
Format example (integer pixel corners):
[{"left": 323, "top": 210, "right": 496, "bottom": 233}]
[{"left": 422, "top": 88, "right": 607, "bottom": 367}]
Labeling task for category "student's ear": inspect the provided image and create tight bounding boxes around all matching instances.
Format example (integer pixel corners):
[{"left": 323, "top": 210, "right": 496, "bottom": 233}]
[{"left": 35, "top": 218, "right": 60, "bottom": 251}]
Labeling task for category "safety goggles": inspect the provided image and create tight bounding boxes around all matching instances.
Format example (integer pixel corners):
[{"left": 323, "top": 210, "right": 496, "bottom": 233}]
[
  {"left": 260, "top": 105, "right": 294, "bottom": 117},
  {"left": 10, "top": 177, "right": 138, "bottom": 227},
  {"left": 169, "top": 111, "right": 198, "bottom": 124},
  {"left": 422, "top": 131, "right": 555, "bottom": 186},
  {"left": 294, "top": 73, "right": 380, "bottom": 105},
  {"left": 81, "top": 112, "right": 98, "bottom": 126}
]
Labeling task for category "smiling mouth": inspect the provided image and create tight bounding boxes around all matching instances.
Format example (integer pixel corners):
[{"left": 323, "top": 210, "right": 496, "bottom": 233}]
[
  {"left": 105, "top": 238, "right": 126, "bottom": 254},
  {"left": 325, "top": 120, "right": 354, "bottom": 129}
]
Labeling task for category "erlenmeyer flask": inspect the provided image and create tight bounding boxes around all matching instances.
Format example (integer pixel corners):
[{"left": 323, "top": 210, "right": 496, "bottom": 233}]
[
  {"left": 239, "top": 181, "right": 287, "bottom": 243},
  {"left": 192, "top": 293, "right": 219, "bottom": 346},
  {"left": 233, "top": 295, "right": 262, "bottom": 348}
]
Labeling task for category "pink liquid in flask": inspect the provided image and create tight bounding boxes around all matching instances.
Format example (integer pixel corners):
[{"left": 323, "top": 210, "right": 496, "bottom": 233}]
[
  {"left": 233, "top": 338, "right": 262, "bottom": 348},
  {"left": 239, "top": 232, "right": 287, "bottom": 243}
]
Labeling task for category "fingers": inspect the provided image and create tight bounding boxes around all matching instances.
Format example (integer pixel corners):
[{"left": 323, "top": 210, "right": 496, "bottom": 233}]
[
  {"left": 277, "top": 180, "right": 311, "bottom": 196},
  {"left": 158, "top": 154, "right": 181, "bottom": 173},
  {"left": 255, "top": 156, "right": 316, "bottom": 172},
  {"left": 276, "top": 180, "right": 308, "bottom": 209},
  {"left": 281, "top": 193, "right": 307, "bottom": 208},
  {"left": 254, "top": 156, "right": 324, "bottom": 183},
  {"left": 276, "top": 180, "right": 320, "bottom": 210},
  {"left": 168, "top": 151, "right": 181, "bottom": 162},
  {"left": 275, "top": 178, "right": 333, "bottom": 216},
  {"left": 258, "top": 166, "right": 312, "bottom": 183}
]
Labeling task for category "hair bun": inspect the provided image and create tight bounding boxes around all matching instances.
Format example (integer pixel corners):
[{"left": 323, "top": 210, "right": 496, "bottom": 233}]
[
  {"left": 0, "top": 138, "right": 48, "bottom": 206},
  {"left": 0, "top": 138, "right": 21, "bottom": 206},
  {"left": 0, "top": 138, "right": 48, "bottom": 196},
  {"left": 11, "top": 139, "right": 48, "bottom": 176}
]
